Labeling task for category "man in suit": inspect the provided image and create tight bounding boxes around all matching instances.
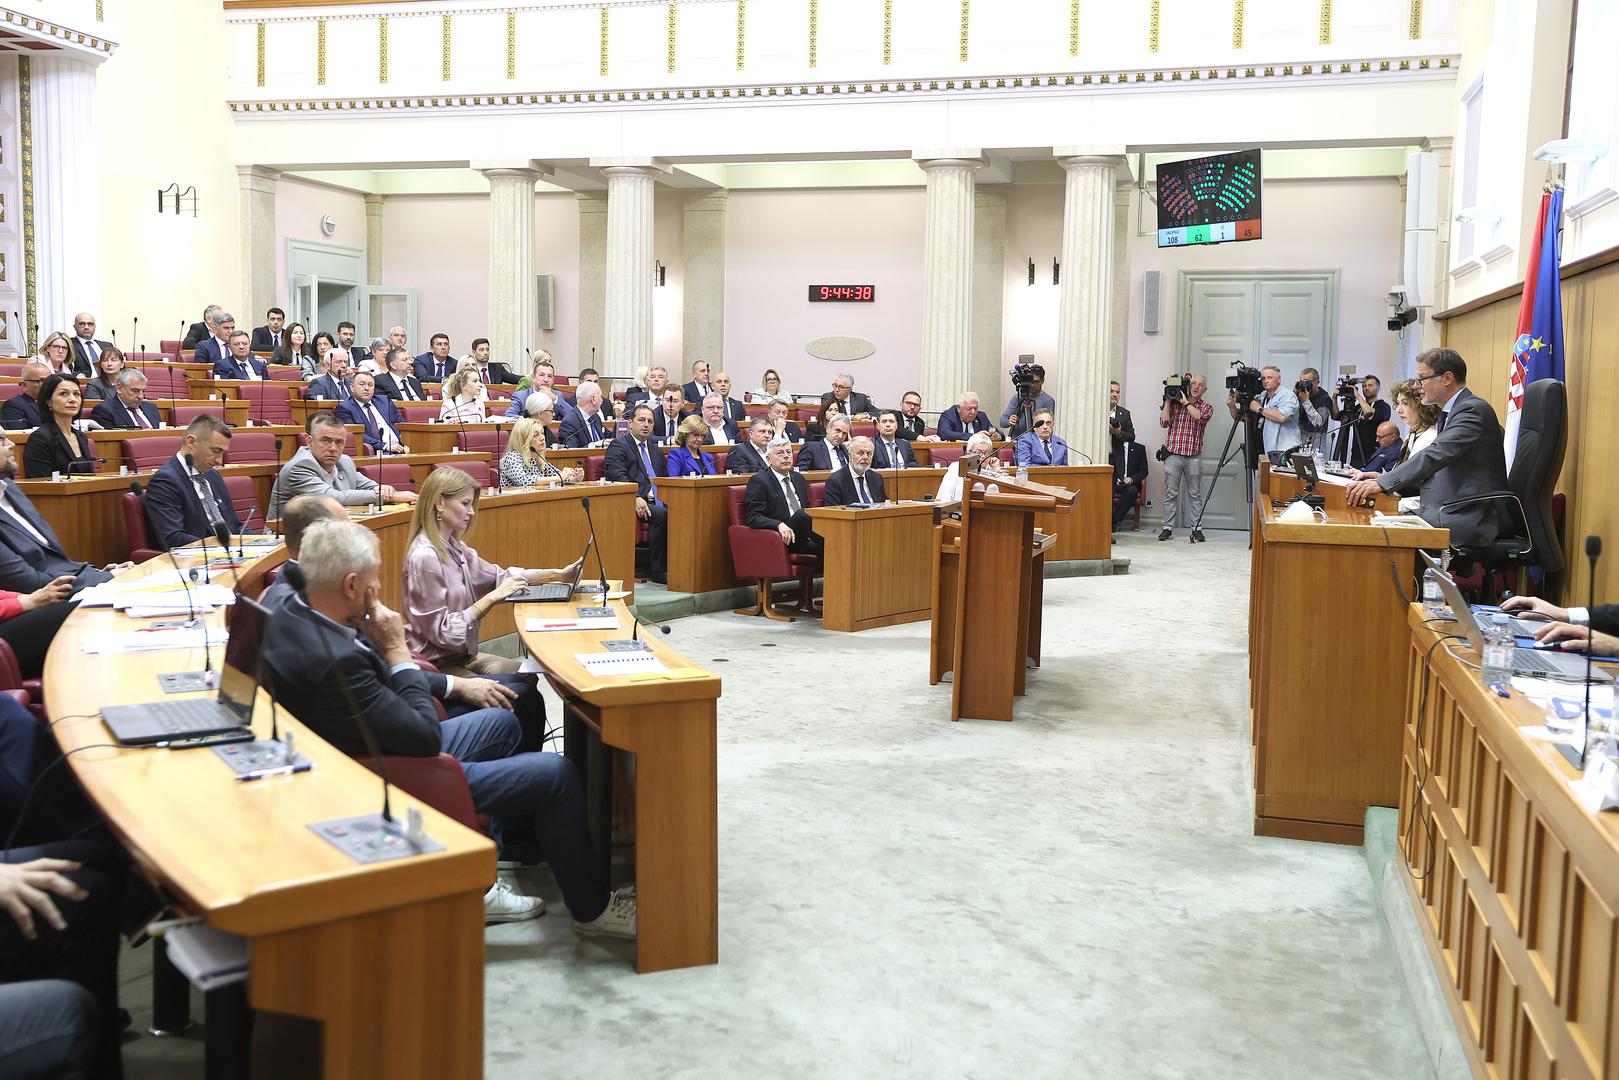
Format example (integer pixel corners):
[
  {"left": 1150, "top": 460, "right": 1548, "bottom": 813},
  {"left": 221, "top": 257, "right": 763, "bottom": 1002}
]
[
  {"left": 625, "top": 366, "right": 670, "bottom": 409},
  {"left": 681, "top": 360, "right": 713, "bottom": 412},
  {"left": 1346, "top": 348, "right": 1512, "bottom": 548},
  {"left": 603, "top": 404, "right": 668, "bottom": 584},
  {"left": 181, "top": 305, "right": 220, "bottom": 350},
  {"left": 469, "top": 338, "right": 515, "bottom": 387},
  {"left": 896, "top": 390, "right": 934, "bottom": 442},
  {"left": 797, "top": 416, "right": 853, "bottom": 472},
  {"left": 259, "top": 518, "right": 634, "bottom": 934},
  {"left": 249, "top": 307, "right": 286, "bottom": 353},
  {"left": 334, "top": 321, "right": 360, "bottom": 359},
  {"left": 651, "top": 388, "right": 691, "bottom": 445},
  {"left": 711, "top": 372, "right": 747, "bottom": 426},
  {"left": 824, "top": 437, "right": 887, "bottom": 506},
  {"left": 936, "top": 392, "right": 1000, "bottom": 442},
  {"left": 698, "top": 394, "right": 740, "bottom": 445},
  {"left": 1015, "top": 410, "right": 1069, "bottom": 467},
  {"left": 335, "top": 372, "right": 411, "bottom": 454},
  {"left": 1355, "top": 422, "right": 1405, "bottom": 475},
  {"left": 820, "top": 373, "right": 875, "bottom": 420},
  {"left": 558, "top": 382, "right": 614, "bottom": 448},
  {"left": 67, "top": 313, "right": 110, "bottom": 379},
  {"left": 872, "top": 410, "right": 917, "bottom": 469},
  {"left": 141, "top": 415, "right": 244, "bottom": 549},
  {"left": 744, "top": 441, "right": 822, "bottom": 556},
  {"left": 1110, "top": 438, "right": 1148, "bottom": 530},
  {"left": 0, "top": 438, "right": 124, "bottom": 593},
  {"left": 532, "top": 358, "right": 575, "bottom": 414},
  {"left": 190, "top": 310, "right": 236, "bottom": 370},
  {"left": 766, "top": 401, "right": 804, "bottom": 445},
  {"left": 88, "top": 369, "right": 161, "bottom": 430},
  {"left": 413, "top": 333, "right": 454, "bottom": 385},
  {"left": 212, "top": 331, "right": 269, "bottom": 381},
  {"left": 727, "top": 418, "right": 775, "bottom": 475},
  {"left": 269, "top": 412, "right": 417, "bottom": 518},
  {"left": 376, "top": 347, "right": 428, "bottom": 404},
  {"left": 1, "top": 362, "right": 50, "bottom": 430},
  {"left": 1109, "top": 380, "right": 1135, "bottom": 461},
  {"left": 305, "top": 349, "right": 353, "bottom": 401}
]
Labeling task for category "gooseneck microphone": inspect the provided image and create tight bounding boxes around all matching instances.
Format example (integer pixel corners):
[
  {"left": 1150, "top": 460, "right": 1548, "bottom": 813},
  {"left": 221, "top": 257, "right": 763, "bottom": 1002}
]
[
  {"left": 629, "top": 604, "right": 672, "bottom": 645},
  {"left": 131, "top": 317, "right": 138, "bottom": 365},
  {"left": 580, "top": 496, "right": 609, "bottom": 598},
  {"left": 1581, "top": 535, "right": 1602, "bottom": 769},
  {"left": 236, "top": 507, "right": 260, "bottom": 558},
  {"left": 268, "top": 439, "right": 285, "bottom": 538}
]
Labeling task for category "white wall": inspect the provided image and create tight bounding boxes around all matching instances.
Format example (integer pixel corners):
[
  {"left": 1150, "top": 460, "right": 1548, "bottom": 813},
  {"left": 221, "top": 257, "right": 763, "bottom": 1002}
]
[{"left": 274, "top": 175, "right": 369, "bottom": 301}]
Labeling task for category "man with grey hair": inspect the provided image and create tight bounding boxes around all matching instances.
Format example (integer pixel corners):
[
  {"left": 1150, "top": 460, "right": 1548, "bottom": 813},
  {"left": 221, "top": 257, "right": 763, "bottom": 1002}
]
[
  {"left": 1, "top": 361, "right": 54, "bottom": 429},
  {"left": 213, "top": 329, "right": 268, "bottom": 381},
  {"left": 936, "top": 390, "right": 999, "bottom": 442},
  {"left": 559, "top": 381, "right": 613, "bottom": 447},
  {"left": 820, "top": 372, "right": 874, "bottom": 420},
  {"left": 387, "top": 325, "right": 408, "bottom": 352},
  {"left": 626, "top": 365, "right": 669, "bottom": 408},
  {"left": 192, "top": 309, "right": 236, "bottom": 369},
  {"left": 824, "top": 435, "right": 886, "bottom": 506},
  {"left": 701, "top": 393, "right": 738, "bottom": 445},
  {"left": 796, "top": 415, "right": 852, "bottom": 471},
  {"left": 182, "top": 304, "right": 222, "bottom": 350},
  {"left": 306, "top": 348, "right": 353, "bottom": 401},
  {"left": 269, "top": 411, "right": 416, "bottom": 517},
  {"left": 88, "top": 368, "right": 160, "bottom": 430}
]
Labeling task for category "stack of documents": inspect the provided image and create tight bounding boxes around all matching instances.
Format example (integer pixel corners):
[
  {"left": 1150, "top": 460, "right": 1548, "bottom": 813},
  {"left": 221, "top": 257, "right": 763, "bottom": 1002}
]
[{"left": 81, "top": 627, "right": 229, "bottom": 654}]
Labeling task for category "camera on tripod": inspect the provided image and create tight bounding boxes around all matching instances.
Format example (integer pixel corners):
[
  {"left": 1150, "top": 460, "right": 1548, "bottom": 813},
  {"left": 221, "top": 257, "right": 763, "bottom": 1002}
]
[
  {"left": 1334, "top": 374, "right": 1360, "bottom": 408},
  {"left": 1226, "top": 363, "right": 1263, "bottom": 407},
  {"left": 1163, "top": 372, "right": 1193, "bottom": 404},
  {"left": 1009, "top": 361, "right": 1043, "bottom": 398}
]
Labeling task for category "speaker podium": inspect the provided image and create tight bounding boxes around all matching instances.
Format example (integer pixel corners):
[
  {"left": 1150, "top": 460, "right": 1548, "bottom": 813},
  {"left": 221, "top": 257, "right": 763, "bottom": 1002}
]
[{"left": 930, "top": 470, "right": 1076, "bottom": 722}]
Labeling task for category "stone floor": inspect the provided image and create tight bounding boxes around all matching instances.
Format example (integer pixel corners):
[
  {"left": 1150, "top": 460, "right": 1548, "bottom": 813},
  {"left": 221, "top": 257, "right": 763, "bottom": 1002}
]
[{"left": 121, "top": 527, "right": 1432, "bottom": 1079}]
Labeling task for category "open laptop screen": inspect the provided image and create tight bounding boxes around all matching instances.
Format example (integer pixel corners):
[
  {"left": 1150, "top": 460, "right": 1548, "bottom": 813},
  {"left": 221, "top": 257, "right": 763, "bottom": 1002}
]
[{"left": 218, "top": 596, "right": 270, "bottom": 722}]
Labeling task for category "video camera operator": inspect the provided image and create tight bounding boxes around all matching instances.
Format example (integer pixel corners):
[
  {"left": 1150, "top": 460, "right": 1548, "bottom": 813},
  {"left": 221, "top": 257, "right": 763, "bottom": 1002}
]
[
  {"left": 1000, "top": 363, "right": 1053, "bottom": 438},
  {"left": 1157, "top": 373, "right": 1213, "bottom": 542},
  {"left": 1227, "top": 364, "right": 1300, "bottom": 456},
  {"left": 1333, "top": 374, "right": 1390, "bottom": 467},
  {"left": 1294, "top": 367, "right": 1335, "bottom": 455}
]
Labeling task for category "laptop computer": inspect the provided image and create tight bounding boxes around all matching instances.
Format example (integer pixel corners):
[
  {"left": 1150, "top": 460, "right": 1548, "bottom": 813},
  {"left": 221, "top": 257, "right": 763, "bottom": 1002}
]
[
  {"left": 1419, "top": 552, "right": 1613, "bottom": 684},
  {"left": 500, "top": 536, "right": 593, "bottom": 604},
  {"left": 101, "top": 596, "right": 270, "bottom": 746}
]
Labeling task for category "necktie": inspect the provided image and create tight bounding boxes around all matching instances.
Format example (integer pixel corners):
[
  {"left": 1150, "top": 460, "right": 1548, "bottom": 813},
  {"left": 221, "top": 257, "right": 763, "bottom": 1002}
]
[
  {"left": 638, "top": 441, "right": 659, "bottom": 503},
  {"left": 1436, "top": 410, "right": 1448, "bottom": 433},
  {"left": 856, "top": 475, "right": 870, "bottom": 505},
  {"left": 338, "top": 380, "right": 350, "bottom": 400},
  {"left": 781, "top": 474, "right": 801, "bottom": 515},
  {"left": 85, "top": 340, "right": 99, "bottom": 364},
  {"left": 368, "top": 404, "right": 396, "bottom": 450},
  {"left": 192, "top": 471, "right": 224, "bottom": 527},
  {"left": 835, "top": 445, "right": 848, "bottom": 470},
  {"left": 132, "top": 405, "right": 150, "bottom": 430},
  {"left": 588, "top": 416, "right": 600, "bottom": 442},
  {"left": 887, "top": 442, "right": 900, "bottom": 468},
  {"left": 1044, "top": 440, "right": 1052, "bottom": 461}
]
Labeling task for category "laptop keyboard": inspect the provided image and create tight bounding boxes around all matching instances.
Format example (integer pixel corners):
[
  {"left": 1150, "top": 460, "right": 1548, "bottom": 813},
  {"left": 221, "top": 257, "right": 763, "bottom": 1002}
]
[
  {"left": 149, "top": 699, "right": 231, "bottom": 732},
  {"left": 524, "top": 583, "right": 572, "bottom": 603}
]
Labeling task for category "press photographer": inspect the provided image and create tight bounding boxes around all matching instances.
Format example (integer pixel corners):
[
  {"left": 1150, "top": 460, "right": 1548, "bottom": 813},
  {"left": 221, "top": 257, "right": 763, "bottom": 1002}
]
[
  {"left": 1226, "top": 364, "right": 1300, "bottom": 456},
  {"left": 1332, "top": 374, "right": 1390, "bottom": 467},
  {"left": 1295, "top": 368, "right": 1335, "bottom": 455},
  {"left": 1156, "top": 373, "right": 1213, "bottom": 543}
]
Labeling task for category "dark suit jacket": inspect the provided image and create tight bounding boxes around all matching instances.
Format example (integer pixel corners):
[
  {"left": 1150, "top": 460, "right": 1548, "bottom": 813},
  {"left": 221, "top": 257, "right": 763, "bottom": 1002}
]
[
  {"left": 871, "top": 438, "right": 916, "bottom": 470},
  {"left": 896, "top": 414, "right": 927, "bottom": 441},
  {"left": 651, "top": 409, "right": 693, "bottom": 440},
  {"left": 0, "top": 395, "right": 40, "bottom": 431},
  {"left": 89, "top": 397, "right": 161, "bottom": 431},
  {"left": 250, "top": 326, "right": 284, "bottom": 352},
  {"left": 259, "top": 589, "right": 443, "bottom": 760},
  {"left": 773, "top": 421, "right": 804, "bottom": 445},
  {"left": 743, "top": 468, "right": 812, "bottom": 529},
  {"left": 23, "top": 426, "right": 96, "bottom": 480},
  {"left": 1361, "top": 441, "right": 1404, "bottom": 475},
  {"left": 0, "top": 484, "right": 107, "bottom": 591},
  {"left": 478, "top": 363, "right": 515, "bottom": 387},
  {"left": 603, "top": 436, "right": 666, "bottom": 501},
  {"left": 1377, "top": 387, "right": 1512, "bottom": 548},
  {"left": 796, "top": 439, "right": 850, "bottom": 472},
  {"left": 936, "top": 406, "right": 997, "bottom": 442},
  {"left": 1109, "top": 406, "right": 1135, "bottom": 448},
  {"left": 335, "top": 396, "right": 406, "bottom": 452},
  {"left": 212, "top": 355, "right": 269, "bottom": 381},
  {"left": 1591, "top": 605, "right": 1619, "bottom": 637},
  {"left": 142, "top": 454, "right": 243, "bottom": 549},
  {"left": 273, "top": 346, "right": 317, "bottom": 370},
  {"left": 681, "top": 381, "right": 714, "bottom": 408},
  {"left": 1109, "top": 441, "right": 1148, "bottom": 488},
  {"left": 726, "top": 441, "right": 770, "bottom": 475},
  {"left": 717, "top": 397, "right": 747, "bottom": 425},
  {"left": 305, "top": 374, "right": 351, "bottom": 401},
  {"left": 68, "top": 338, "right": 108, "bottom": 378},
  {"left": 820, "top": 391, "right": 875, "bottom": 417},
  {"left": 375, "top": 372, "right": 427, "bottom": 403},
  {"left": 559, "top": 409, "right": 613, "bottom": 448},
  {"left": 413, "top": 354, "right": 453, "bottom": 384},
  {"left": 191, "top": 338, "right": 232, "bottom": 368},
  {"left": 182, "top": 322, "right": 210, "bottom": 350},
  {"left": 824, "top": 467, "right": 887, "bottom": 506}
]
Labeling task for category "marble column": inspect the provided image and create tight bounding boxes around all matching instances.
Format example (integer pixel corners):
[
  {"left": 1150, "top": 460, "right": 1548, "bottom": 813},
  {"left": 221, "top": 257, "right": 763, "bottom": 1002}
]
[
  {"left": 475, "top": 159, "right": 549, "bottom": 375},
  {"left": 1053, "top": 150, "right": 1127, "bottom": 465},
  {"left": 236, "top": 166, "right": 279, "bottom": 325},
  {"left": 593, "top": 161, "right": 667, "bottom": 380},
  {"left": 364, "top": 194, "right": 385, "bottom": 284},
  {"left": 915, "top": 152, "right": 985, "bottom": 414},
  {"left": 970, "top": 186, "right": 1007, "bottom": 410},
  {"left": 30, "top": 57, "right": 101, "bottom": 337},
  {"left": 1419, "top": 136, "right": 1453, "bottom": 355},
  {"left": 576, "top": 192, "right": 608, "bottom": 374},
  {"left": 682, "top": 190, "right": 727, "bottom": 375},
  {"left": 1110, "top": 181, "right": 1133, "bottom": 388}
]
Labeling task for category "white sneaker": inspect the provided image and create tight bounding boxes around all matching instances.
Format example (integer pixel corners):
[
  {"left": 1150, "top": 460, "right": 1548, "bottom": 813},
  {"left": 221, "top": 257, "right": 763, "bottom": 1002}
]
[
  {"left": 484, "top": 877, "right": 545, "bottom": 923},
  {"left": 573, "top": 887, "right": 636, "bottom": 939}
]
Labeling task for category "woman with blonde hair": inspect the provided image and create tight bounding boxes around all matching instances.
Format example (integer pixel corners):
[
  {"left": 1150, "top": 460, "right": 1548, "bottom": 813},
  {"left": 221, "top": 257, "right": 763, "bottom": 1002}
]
[
  {"left": 438, "top": 360, "right": 488, "bottom": 422},
  {"left": 499, "top": 416, "right": 583, "bottom": 487},
  {"left": 36, "top": 332, "right": 74, "bottom": 376},
  {"left": 403, "top": 466, "right": 581, "bottom": 677},
  {"left": 665, "top": 414, "right": 717, "bottom": 476}
]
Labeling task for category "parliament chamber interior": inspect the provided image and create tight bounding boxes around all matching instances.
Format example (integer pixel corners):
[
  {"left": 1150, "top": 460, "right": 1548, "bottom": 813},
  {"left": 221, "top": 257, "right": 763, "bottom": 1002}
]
[{"left": 1, "top": 0, "right": 1617, "bottom": 1076}]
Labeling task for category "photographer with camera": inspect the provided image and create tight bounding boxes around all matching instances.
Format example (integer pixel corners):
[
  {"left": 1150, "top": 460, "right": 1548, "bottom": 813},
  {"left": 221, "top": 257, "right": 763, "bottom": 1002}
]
[
  {"left": 1226, "top": 365, "right": 1300, "bottom": 455},
  {"left": 999, "top": 364, "right": 1053, "bottom": 438},
  {"left": 1157, "top": 373, "right": 1213, "bottom": 542},
  {"left": 1332, "top": 374, "right": 1390, "bottom": 467},
  {"left": 1108, "top": 381, "right": 1134, "bottom": 460},
  {"left": 1295, "top": 368, "right": 1335, "bottom": 455}
]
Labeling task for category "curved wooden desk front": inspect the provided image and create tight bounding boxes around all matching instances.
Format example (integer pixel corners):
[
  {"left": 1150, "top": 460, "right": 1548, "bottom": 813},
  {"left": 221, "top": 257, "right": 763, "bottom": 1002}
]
[{"left": 46, "top": 551, "right": 493, "bottom": 1079}]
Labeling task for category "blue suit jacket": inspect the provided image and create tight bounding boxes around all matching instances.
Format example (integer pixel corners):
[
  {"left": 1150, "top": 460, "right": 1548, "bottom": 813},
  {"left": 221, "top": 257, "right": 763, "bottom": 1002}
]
[
  {"left": 603, "top": 436, "right": 666, "bottom": 502},
  {"left": 142, "top": 454, "right": 244, "bottom": 550},
  {"left": 1361, "top": 440, "right": 1403, "bottom": 475},
  {"left": 191, "top": 338, "right": 231, "bottom": 368},
  {"left": 1015, "top": 432, "right": 1069, "bottom": 467},
  {"left": 88, "top": 397, "right": 162, "bottom": 430},
  {"left": 335, "top": 396, "right": 406, "bottom": 452},
  {"left": 936, "top": 406, "right": 998, "bottom": 442},
  {"left": 211, "top": 355, "right": 269, "bottom": 381},
  {"left": 305, "top": 374, "right": 351, "bottom": 401},
  {"left": 559, "top": 409, "right": 613, "bottom": 448},
  {"left": 413, "top": 354, "right": 453, "bottom": 384},
  {"left": 665, "top": 447, "right": 716, "bottom": 477}
]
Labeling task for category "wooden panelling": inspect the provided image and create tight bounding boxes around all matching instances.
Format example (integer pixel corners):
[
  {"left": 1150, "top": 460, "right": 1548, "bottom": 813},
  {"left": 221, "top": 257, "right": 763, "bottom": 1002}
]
[
  {"left": 1563, "top": 868, "right": 1615, "bottom": 1077},
  {"left": 1525, "top": 815, "right": 1566, "bottom": 1000}
]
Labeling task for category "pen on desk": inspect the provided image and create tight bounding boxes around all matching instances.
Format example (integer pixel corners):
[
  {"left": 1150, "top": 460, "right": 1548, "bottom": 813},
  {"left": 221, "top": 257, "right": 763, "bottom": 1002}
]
[{"left": 235, "top": 762, "right": 312, "bottom": 783}]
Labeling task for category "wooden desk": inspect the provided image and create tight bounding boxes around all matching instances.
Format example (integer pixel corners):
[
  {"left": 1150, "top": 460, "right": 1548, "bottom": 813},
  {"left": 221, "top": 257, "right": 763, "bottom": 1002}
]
[
  {"left": 1030, "top": 465, "right": 1112, "bottom": 560},
  {"left": 1249, "top": 473, "right": 1447, "bottom": 844},
  {"left": 1400, "top": 610, "right": 1619, "bottom": 1080},
  {"left": 46, "top": 553, "right": 492, "bottom": 1077},
  {"left": 516, "top": 595, "right": 720, "bottom": 974},
  {"left": 806, "top": 502, "right": 940, "bottom": 631}
]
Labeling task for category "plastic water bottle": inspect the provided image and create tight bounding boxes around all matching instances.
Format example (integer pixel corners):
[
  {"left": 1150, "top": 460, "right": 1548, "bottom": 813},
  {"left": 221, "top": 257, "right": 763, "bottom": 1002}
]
[
  {"left": 1015, "top": 463, "right": 1029, "bottom": 484},
  {"left": 1481, "top": 613, "right": 1514, "bottom": 689},
  {"left": 1421, "top": 568, "right": 1445, "bottom": 616}
]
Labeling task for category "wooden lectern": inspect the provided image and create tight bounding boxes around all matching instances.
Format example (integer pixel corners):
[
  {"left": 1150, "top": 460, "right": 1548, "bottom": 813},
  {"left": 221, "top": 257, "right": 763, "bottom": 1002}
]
[{"left": 930, "top": 471, "right": 1076, "bottom": 722}]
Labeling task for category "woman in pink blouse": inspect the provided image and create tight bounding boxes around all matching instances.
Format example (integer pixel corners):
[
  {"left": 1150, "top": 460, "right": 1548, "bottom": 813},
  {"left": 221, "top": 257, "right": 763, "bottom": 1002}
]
[{"left": 402, "top": 466, "right": 581, "bottom": 677}]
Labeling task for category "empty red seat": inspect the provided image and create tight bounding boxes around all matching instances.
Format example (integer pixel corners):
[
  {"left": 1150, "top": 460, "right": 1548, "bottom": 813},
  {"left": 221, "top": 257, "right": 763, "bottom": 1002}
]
[
  {"left": 455, "top": 428, "right": 505, "bottom": 457},
  {"left": 435, "top": 459, "right": 490, "bottom": 487},
  {"left": 123, "top": 436, "right": 184, "bottom": 473},
  {"left": 237, "top": 383, "right": 295, "bottom": 425},
  {"left": 360, "top": 462, "right": 415, "bottom": 491},
  {"left": 171, "top": 403, "right": 226, "bottom": 426},
  {"left": 159, "top": 339, "right": 183, "bottom": 355},
  {"left": 930, "top": 446, "right": 965, "bottom": 468},
  {"left": 123, "top": 485, "right": 161, "bottom": 563},
  {"left": 223, "top": 431, "right": 278, "bottom": 465},
  {"left": 220, "top": 473, "right": 259, "bottom": 524},
  {"left": 584, "top": 454, "right": 608, "bottom": 482}
]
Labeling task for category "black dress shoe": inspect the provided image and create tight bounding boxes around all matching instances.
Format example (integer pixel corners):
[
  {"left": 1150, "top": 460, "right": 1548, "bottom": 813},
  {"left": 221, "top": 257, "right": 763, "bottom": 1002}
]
[{"left": 649, "top": 571, "right": 667, "bottom": 585}]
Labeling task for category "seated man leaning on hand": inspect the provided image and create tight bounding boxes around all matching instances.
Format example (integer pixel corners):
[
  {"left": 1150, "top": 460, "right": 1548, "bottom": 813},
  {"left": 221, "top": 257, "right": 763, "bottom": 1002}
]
[{"left": 269, "top": 411, "right": 419, "bottom": 518}]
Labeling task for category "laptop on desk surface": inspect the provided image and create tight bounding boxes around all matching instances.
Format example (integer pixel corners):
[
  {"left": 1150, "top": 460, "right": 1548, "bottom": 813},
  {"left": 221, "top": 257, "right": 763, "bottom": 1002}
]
[
  {"left": 1419, "top": 552, "right": 1613, "bottom": 684},
  {"left": 501, "top": 537, "right": 593, "bottom": 604},
  {"left": 101, "top": 596, "right": 270, "bottom": 746}
]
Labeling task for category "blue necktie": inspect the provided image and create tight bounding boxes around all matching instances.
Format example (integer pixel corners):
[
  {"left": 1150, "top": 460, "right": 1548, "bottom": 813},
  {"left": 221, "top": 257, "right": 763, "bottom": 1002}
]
[
  {"left": 1436, "top": 410, "right": 1448, "bottom": 433},
  {"left": 589, "top": 417, "right": 600, "bottom": 441},
  {"left": 638, "top": 442, "right": 659, "bottom": 503}
]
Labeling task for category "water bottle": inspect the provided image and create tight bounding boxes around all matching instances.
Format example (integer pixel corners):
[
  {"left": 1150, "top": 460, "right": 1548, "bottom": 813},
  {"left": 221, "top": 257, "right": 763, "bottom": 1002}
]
[
  {"left": 1421, "top": 568, "right": 1445, "bottom": 616},
  {"left": 1481, "top": 613, "right": 1514, "bottom": 689},
  {"left": 1015, "top": 463, "right": 1029, "bottom": 484}
]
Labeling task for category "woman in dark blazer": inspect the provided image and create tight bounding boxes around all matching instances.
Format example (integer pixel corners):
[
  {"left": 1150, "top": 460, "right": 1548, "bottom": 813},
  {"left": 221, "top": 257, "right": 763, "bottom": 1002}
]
[
  {"left": 274, "top": 322, "right": 317, "bottom": 371},
  {"left": 664, "top": 415, "right": 717, "bottom": 477},
  {"left": 804, "top": 398, "right": 844, "bottom": 443},
  {"left": 23, "top": 374, "right": 97, "bottom": 478}
]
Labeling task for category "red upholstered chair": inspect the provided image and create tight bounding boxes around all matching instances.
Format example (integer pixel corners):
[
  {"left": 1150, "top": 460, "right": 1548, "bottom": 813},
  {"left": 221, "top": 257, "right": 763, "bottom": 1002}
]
[
  {"left": 297, "top": 430, "right": 358, "bottom": 457},
  {"left": 0, "top": 363, "right": 27, "bottom": 378},
  {"left": 0, "top": 639, "right": 42, "bottom": 720},
  {"left": 123, "top": 435, "right": 184, "bottom": 474},
  {"left": 709, "top": 451, "right": 728, "bottom": 474},
  {"left": 223, "top": 431, "right": 277, "bottom": 465},
  {"left": 136, "top": 367, "right": 191, "bottom": 398},
  {"left": 995, "top": 446, "right": 1014, "bottom": 465},
  {"left": 930, "top": 446, "right": 965, "bottom": 468},
  {"left": 362, "top": 755, "right": 485, "bottom": 834},
  {"left": 123, "top": 352, "right": 173, "bottom": 364},
  {"left": 237, "top": 383, "right": 294, "bottom": 426},
  {"left": 397, "top": 401, "right": 439, "bottom": 423},
  {"left": 806, "top": 481, "right": 826, "bottom": 507},
  {"left": 850, "top": 423, "right": 878, "bottom": 439},
  {"left": 725, "top": 485, "right": 820, "bottom": 621},
  {"left": 455, "top": 428, "right": 505, "bottom": 457},
  {"left": 171, "top": 403, "right": 227, "bottom": 426},
  {"left": 266, "top": 366, "right": 302, "bottom": 381},
  {"left": 219, "top": 474, "right": 259, "bottom": 524},
  {"left": 0, "top": 383, "right": 24, "bottom": 401},
  {"left": 436, "top": 459, "right": 490, "bottom": 487},
  {"left": 159, "top": 339, "right": 183, "bottom": 356},
  {"left": 360, "top": 462, "right": 416, "bottom": 492},
  {"left": 743, "top": 403, "right": 768, "bottom": 418},
  {"left": 583, "top": 454, "right": 608, "bottom": 482},
  {"left": 123, "top": 486, "right": 162, "bottom": 565}
]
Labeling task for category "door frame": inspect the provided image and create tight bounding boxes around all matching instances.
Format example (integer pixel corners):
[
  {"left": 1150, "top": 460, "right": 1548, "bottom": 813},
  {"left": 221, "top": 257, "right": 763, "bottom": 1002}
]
[{"left": 1174, "top": 268, "right": 1341, "bottom": 384}]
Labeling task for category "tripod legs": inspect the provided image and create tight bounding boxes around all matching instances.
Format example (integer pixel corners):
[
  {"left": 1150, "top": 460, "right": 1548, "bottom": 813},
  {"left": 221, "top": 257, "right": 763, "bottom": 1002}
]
[{"left": 1190, "top": 416, "right": 1255, "bottom": 538}]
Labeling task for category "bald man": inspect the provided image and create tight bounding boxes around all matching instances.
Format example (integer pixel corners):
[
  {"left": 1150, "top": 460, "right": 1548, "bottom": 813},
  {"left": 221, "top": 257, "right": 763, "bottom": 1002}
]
[{"left": 1355, "top": 421, "right": 1404, "bottom": 476}]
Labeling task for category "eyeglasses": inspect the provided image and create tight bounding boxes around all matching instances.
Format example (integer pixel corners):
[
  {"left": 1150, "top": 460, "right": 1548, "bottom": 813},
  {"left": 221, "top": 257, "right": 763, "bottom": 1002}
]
[
  {"left": 1413, "top": 372, "right": 1441, "bottom": 383},
  {"left": 1033, "top": 420, "right": 1053, "bottom": 427}
]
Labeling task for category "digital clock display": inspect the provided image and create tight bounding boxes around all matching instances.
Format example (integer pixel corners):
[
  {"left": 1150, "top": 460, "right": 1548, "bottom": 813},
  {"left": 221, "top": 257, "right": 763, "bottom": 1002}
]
[{"left": 808, "top": 285, "right": 876, "bottom": 302}]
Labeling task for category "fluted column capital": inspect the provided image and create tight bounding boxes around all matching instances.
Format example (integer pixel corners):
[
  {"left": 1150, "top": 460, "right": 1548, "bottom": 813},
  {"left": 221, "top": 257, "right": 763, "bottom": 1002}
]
[{"left": 914, "top": 150, "right": 987, "bottom": 174}]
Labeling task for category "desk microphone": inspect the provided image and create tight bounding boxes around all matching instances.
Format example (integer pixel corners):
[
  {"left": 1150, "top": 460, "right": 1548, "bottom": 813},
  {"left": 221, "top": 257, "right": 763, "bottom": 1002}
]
[
  {"left": 1581, "top": 535, "right": 1601, "bottom": 769},
  {"left": 178, "top": 320, "right": 187, "bottom": 355},
  {"left": 580, "top": 496, "right": 609, "bottom": 599},
  {"left": 212, "top": 523, "right": 243, "bottom": 598},
  {"left": 629, "top": 603, "right": 671, "bottom": 644},
  {"left": 236, "top": 507, "right": 259, "bottom": 557},
  {"left": 157, "top": 493, "right": 215, "bottom": 691},
  {"left": 131, "top": 317, "right": 139, "bottom": 365},
  {"left": 268, "top": 440, "right": 285, "bottom": 537},
  {"left": 66, "top": 458, "right": 108, "bottom": 476}
]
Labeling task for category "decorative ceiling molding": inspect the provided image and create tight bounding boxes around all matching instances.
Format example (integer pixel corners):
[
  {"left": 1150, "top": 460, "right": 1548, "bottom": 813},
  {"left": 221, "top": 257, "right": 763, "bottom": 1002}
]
[
  {"left": 0, "top": 8, "right": 117, "bottom": 60},
  {"left": 225, "top": 0, "right": 733, "bottom": 25}
]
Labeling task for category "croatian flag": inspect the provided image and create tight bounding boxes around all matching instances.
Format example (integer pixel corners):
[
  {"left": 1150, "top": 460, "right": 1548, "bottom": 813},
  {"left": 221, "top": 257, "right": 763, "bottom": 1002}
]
[{"left": 1504, "top": 188, "right": 1565, "bottom": 471}]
